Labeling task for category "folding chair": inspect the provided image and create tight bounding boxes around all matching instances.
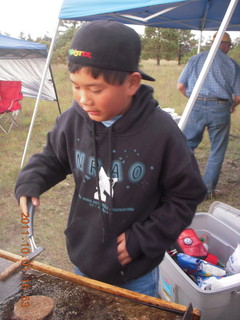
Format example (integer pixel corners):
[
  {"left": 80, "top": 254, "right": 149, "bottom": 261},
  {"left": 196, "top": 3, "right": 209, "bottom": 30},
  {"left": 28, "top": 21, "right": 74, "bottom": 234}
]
[{"left": 0, "top": 80, "right": 23, "bottom": 134}]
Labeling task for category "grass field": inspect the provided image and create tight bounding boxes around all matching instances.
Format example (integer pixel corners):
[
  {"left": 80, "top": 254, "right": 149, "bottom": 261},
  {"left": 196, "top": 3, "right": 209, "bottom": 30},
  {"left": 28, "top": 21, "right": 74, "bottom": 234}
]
[{"left": 0, "top": 60, "right": 240, "bottom": 272}]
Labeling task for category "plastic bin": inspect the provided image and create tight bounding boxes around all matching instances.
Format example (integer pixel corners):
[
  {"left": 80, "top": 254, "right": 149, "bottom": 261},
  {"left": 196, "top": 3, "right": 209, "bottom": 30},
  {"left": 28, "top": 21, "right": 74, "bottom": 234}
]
[{"left": 159, "top": 201, "right": 240, "bottom": 320}]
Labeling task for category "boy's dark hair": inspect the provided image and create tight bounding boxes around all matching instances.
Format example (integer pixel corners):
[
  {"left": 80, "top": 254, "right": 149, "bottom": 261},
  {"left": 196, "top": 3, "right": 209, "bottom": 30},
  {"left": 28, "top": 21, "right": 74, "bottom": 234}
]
[{"left": 68, "top": 62, "right": 130, "bottom": 85}]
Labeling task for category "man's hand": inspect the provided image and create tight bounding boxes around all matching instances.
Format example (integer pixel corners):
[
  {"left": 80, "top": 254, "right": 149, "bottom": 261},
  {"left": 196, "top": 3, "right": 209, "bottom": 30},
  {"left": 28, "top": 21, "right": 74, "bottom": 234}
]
[
  {"left": 177, "top": 82, "right": 188, "bottom": 97},
  {"left": 117, "top": 233, "right": 132, "bottom": 266},
  {"left": 231, "top": 96, "right": 240, "bottom": 113},
  {"left": 19, "top": 196, "right": 40, "bottom": 214}
]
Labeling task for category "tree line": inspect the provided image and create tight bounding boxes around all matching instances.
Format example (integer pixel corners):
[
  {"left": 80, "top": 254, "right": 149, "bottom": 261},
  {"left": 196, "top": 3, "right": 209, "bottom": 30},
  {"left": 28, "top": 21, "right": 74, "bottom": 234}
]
[
  {"left": 141, "top": 27, "right": 240, "bottom": 65},
  {"left": 3, "top": 21, "right": 240, "bottom": 65}
]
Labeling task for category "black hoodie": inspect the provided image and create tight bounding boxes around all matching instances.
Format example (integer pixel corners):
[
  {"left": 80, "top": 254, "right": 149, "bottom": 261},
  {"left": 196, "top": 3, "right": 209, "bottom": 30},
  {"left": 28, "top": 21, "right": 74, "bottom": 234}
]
[{"left": 15, "top": 84, "right": 206, "bottom": 284}]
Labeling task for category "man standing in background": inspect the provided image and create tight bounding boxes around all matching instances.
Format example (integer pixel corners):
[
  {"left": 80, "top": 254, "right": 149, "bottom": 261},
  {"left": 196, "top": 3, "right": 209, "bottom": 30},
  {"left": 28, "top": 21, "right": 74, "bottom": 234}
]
[{"left": 177, "top": 32, "right": 240, "bottom": 198}]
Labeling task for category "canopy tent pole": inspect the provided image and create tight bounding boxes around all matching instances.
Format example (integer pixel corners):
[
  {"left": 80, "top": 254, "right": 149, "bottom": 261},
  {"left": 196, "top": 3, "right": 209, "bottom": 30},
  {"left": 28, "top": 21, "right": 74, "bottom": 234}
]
[
  {"left": 178, "top": 0, "right": 239, "bottom": 131},
  {"left": 49, "top": 64, "right": 62, "bottom": 115},
  {"left": 20, "top": 20, "right": 60, "bottom": 168},
  {"left": 197, "top": 31, "right": 202, "bottom": 53}
]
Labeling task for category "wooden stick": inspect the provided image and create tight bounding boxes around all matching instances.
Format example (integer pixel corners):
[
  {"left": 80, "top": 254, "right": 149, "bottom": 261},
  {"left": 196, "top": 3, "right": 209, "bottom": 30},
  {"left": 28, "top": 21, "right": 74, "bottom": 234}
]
[
  {"left": 0, "top": 259, "right": 23, "bottom": 281},
  {"left": 0, "top": 249, "right": 201, "bottom": 319}
]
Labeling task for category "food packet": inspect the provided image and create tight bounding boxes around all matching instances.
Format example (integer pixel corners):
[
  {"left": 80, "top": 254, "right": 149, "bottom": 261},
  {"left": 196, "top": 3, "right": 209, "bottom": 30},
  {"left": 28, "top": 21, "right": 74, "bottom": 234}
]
[
  {"left": 226, "top": 244, "right": 240, "bottom": 275},
  {"left": 176, "top": 253, "right": 226, "bottom": 277},
  {"left": 196, "top": 276, "right": 224, "bottom": 290}
]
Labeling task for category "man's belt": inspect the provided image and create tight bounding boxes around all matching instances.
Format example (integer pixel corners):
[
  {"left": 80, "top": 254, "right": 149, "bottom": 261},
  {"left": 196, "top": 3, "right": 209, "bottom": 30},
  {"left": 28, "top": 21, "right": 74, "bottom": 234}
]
[{"left": 196, "top": 97, "right": 228, "bottom": 102}]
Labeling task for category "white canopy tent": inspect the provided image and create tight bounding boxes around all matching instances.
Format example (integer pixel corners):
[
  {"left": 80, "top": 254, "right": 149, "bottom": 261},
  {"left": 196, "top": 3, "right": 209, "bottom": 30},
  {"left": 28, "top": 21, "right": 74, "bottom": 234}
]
[
  {"left": 0, "top": 34, "right": 58, "bottom": 101},
  {"left": 20, "top": 0, "right": 240, "bottom": 167}
]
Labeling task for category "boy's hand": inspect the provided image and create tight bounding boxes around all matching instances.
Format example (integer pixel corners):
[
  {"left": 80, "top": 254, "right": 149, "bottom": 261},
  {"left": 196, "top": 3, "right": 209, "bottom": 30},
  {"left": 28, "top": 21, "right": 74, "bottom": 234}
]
[
  {"left": 117, "top": 233, "right": 132, "bottom": 266},
  {"left": 19, "top": 196, "right": 40, "bottom": 214}
]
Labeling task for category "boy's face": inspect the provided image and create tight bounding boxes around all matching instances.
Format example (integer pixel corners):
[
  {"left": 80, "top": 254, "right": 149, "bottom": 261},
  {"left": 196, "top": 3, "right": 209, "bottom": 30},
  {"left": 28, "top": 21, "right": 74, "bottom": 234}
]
[{"left": 70, "top": 67, "right": 141, "bottom": 122}]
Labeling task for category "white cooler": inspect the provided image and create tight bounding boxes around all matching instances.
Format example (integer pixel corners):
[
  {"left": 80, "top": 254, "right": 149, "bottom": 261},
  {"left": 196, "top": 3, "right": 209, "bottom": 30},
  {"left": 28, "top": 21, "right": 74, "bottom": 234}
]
[{"left": 159, "top": 201, "right": 240, "bottom": 320}]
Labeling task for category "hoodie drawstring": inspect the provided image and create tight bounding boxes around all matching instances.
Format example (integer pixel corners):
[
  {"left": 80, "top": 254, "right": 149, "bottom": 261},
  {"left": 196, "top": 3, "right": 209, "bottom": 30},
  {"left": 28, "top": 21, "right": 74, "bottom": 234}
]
[
  {"left": 92, "top": 122, "right": 114, "bottom": 242},
  {"left": 108, "top": 126, "right": 113, "bottom": 221},
  {"left": 92, "top": 122, "right": 105, "bottom": 242}
]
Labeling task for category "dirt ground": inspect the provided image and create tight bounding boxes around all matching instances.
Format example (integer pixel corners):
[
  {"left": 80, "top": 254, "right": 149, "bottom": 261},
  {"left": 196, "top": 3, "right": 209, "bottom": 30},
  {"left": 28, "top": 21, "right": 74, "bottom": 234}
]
[{"left": 195, "top": 134, "right": 240, "bottom": 212}]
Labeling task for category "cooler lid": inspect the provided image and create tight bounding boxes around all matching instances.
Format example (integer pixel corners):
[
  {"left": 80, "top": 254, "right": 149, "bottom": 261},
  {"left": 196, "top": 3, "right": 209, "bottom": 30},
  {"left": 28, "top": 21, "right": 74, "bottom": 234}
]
[{"left": 208, "top": 201, "right": 240, "bottom": 234}]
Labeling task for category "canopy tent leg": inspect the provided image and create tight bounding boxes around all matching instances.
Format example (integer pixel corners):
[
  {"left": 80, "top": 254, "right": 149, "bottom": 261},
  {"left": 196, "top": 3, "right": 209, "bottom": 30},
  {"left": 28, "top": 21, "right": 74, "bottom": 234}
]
[
  {"left": 49, "top": 64, "right": 62, "bottom": 115},
  {"left": 20, "top": 19, "right": 60, "bottom": 168},
  {"left": 197, "top": 31, "right": 202, "bottom": 54}
]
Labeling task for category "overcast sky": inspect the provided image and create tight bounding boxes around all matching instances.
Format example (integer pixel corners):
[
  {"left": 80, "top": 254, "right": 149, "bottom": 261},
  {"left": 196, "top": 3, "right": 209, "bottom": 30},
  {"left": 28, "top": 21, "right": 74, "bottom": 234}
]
[
  {"left": 0, "top": 0, "right": 63, "bottom": 40},
  {"left": 0, "top": 0, "right": 239, "bottom": 42}
]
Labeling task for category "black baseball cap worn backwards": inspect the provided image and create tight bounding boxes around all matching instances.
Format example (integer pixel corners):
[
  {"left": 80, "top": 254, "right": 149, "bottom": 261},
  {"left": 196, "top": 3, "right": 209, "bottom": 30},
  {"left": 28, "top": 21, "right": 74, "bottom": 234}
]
[{"left": 68, "top": 20, "right": 155, "bottom": 81}]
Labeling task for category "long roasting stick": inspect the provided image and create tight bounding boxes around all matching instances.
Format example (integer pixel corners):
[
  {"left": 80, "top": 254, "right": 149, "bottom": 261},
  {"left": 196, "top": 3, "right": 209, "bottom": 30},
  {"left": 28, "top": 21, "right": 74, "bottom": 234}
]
[{"left": 0, "top": 249, "right": 201, "bottom": 319}]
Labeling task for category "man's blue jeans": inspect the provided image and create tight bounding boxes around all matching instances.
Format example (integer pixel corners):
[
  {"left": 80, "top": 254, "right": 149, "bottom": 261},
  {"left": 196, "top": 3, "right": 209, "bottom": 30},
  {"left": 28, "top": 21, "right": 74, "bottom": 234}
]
[
  {"left": 74, "top": 266, "right": 159, "bottom": 298},
  {"left": 183, "top": 100, "right": 230, "bottom": 194}
]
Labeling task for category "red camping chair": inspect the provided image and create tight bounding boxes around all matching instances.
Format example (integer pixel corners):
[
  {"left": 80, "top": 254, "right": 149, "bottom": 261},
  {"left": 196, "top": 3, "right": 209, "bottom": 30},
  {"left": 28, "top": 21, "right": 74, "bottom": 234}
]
[{"left": 0, "top": 81, "right": 23, "bottom": 133}]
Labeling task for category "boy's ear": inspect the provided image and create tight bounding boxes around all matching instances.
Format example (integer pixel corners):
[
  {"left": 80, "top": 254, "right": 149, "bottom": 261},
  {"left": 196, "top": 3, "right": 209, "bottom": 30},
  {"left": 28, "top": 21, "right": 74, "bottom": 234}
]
[{"left": 127, "top": 72, "right": 141, "bottom": 96}]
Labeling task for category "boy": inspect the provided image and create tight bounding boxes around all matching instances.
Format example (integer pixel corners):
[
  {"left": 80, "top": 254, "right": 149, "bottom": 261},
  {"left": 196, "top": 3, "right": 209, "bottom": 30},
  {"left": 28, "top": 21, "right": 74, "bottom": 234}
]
[{"left": 15, "top": 20, "right": 206, "bottom": 297}]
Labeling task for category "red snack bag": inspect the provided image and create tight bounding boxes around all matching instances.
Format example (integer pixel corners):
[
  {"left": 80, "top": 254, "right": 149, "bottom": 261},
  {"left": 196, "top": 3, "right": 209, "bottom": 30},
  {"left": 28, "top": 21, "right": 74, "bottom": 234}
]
[{"left": 176, "top": 228, "right": 208, "bottom": 259}]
